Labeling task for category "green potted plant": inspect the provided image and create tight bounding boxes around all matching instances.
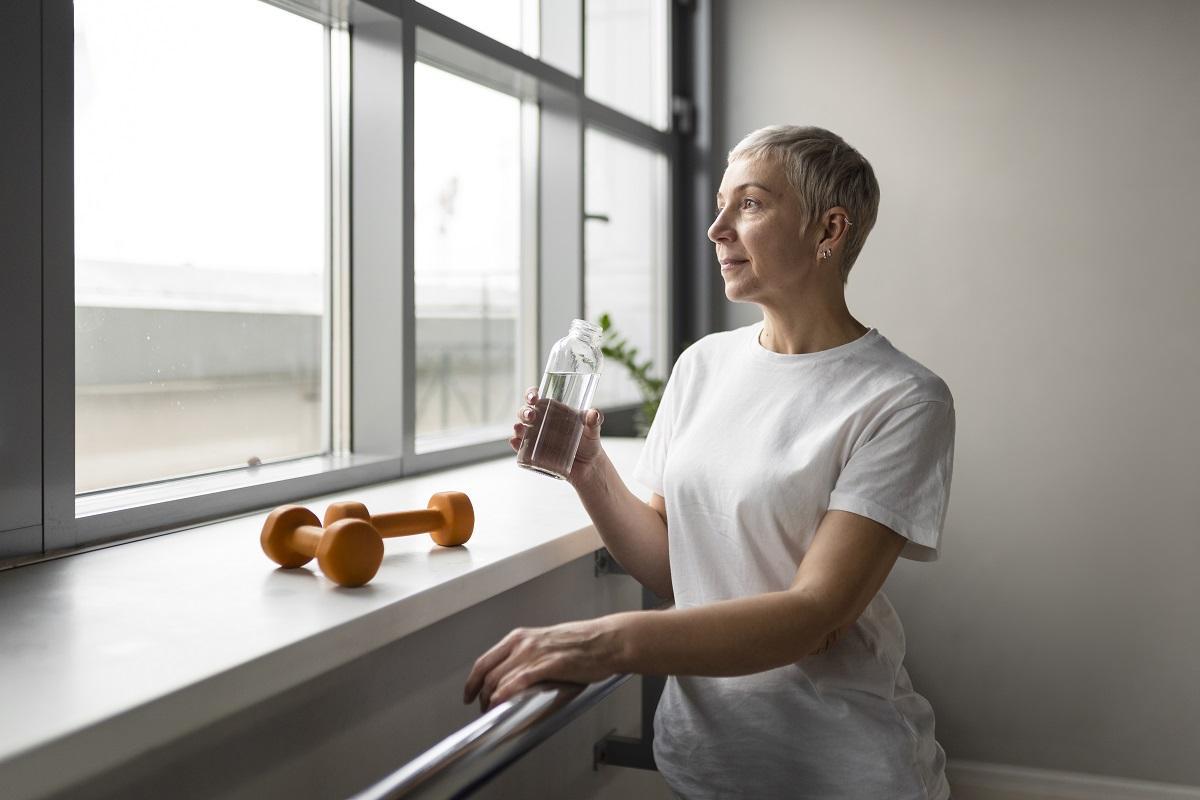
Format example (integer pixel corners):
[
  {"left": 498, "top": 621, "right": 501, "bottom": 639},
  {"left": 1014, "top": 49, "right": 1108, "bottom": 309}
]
[{"left": 598, "top": 313, "right": 667, "bottom": 438}]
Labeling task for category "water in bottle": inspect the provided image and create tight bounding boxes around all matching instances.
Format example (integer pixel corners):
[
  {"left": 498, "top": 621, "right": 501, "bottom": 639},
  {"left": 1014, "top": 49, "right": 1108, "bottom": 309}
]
[
  {"left": 517, "top": 372, "right": 600, "bottom": 480},
  {"left": 517, "top": 319, "right": 604, "bottom": 480}
]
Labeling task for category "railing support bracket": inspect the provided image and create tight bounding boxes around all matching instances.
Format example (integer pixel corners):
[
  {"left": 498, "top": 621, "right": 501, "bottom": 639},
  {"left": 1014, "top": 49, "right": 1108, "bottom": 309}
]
[{"left": 594, "top": 731, "right": 657, "bottom": 772}]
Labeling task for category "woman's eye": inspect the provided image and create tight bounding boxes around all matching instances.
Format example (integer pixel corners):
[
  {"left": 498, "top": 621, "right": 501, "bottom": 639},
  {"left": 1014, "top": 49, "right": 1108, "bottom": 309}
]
[{"left": 741, "top": 197, "right": 759, "bottom": 209}]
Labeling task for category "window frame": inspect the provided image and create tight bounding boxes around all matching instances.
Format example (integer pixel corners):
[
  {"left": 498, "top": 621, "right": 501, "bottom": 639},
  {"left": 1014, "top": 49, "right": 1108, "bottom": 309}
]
[{"left": 1, "top": 0, "right": 709, "bottom": 564}]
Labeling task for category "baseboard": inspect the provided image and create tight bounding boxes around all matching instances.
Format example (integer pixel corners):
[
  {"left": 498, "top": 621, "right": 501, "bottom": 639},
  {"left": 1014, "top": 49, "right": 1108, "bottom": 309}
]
[{"left": 948, "top": 760, "right": 1200, "bottom": 800}]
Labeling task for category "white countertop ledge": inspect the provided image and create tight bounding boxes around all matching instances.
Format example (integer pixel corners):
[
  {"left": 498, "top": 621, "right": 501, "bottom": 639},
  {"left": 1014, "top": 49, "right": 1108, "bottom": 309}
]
[{"left": 0, "top": 438, "right": 647, "bottom": 799}]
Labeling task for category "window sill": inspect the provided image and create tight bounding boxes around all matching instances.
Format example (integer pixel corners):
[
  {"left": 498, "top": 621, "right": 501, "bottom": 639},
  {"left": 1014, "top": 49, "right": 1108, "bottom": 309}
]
[
  {"left": 76, "top": 452, "right": 403, "bottom": 518},
  {"left": 0, "top": 437, "right": 647, "bottom": 800},
  {"left": 73, "top": 452, "right": 406, "bottom": 548}
]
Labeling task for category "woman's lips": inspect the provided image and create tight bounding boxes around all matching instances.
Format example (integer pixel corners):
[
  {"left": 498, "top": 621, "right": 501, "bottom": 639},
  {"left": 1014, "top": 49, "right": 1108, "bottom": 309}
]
[{"left": 720, "top": 259, "right": 748, "bottom": 272}]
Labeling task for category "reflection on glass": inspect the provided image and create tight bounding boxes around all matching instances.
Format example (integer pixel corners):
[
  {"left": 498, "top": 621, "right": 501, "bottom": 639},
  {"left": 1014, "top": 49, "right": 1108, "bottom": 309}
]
[
  {"left": 414, "top": 63, "right": 524, "bottom": 453},
  {"left": 420, "top": 0, "right": 538, "bottom": 56},
  {"left": 73, "top": 0, "right": 328, "bottom": 492},
  {"left": 585, "top": 0, "right": 670, "bottom": 129},
  {"left": 584, "top": 128, "right": 668, "bottom": 409}
]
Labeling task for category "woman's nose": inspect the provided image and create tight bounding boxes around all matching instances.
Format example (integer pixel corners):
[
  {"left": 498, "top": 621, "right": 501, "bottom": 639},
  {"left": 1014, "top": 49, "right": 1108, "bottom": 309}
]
[{"left": 708, "top": 210, "right": 733, "bottom": 243}]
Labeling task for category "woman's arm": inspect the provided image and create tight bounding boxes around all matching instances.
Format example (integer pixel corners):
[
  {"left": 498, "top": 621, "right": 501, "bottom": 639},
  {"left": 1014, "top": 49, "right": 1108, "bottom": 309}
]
[
  {"left": 511, "top": 387, "right": 671, "bottom": 599},
  {"left": 570, "top": 448, "right": 672, "bottom": 600},
  {"left": 464, "top": 509, "right": 906, "bottom": 709},
  {"left": 614, "top": 509, "right": 904, "bottom": 676}
]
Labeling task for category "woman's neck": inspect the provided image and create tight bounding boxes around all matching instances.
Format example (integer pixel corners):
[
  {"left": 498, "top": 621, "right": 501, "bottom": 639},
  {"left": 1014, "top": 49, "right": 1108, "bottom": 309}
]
[{"left": 757, "top": 308, "right": 869, "bottom": 355}]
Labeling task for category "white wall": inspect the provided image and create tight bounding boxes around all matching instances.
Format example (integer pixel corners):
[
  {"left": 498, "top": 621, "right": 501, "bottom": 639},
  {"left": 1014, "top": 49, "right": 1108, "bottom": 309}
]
[{"left": 716, "top": 0, "right": 1200, "bottom": 786}]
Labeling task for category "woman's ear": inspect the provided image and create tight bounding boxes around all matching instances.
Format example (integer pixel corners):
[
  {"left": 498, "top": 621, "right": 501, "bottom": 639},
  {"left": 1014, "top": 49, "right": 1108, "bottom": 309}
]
[{"left": 816, "top": 207, "right": 853, "bottom": 252}]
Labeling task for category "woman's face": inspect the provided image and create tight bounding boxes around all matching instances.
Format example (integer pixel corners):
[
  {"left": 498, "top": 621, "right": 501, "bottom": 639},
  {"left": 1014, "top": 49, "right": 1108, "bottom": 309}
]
[{"left": 708, "top": 156, "right": 815, "bottom": 303}]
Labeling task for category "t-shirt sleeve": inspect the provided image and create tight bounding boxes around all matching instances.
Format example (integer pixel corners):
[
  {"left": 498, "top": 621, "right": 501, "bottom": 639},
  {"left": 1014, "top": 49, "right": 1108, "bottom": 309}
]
[
  {"left": 827, "top": 399, "right": 956, "bottom": 562},
  {"left": 631, "top": 356, "right": 687, "bottom": 496}
]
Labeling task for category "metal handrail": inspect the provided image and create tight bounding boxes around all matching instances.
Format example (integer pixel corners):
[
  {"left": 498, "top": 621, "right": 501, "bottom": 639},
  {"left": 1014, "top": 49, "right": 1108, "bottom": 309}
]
[{"left": 349, "top": 674, "right": 633, "bottom": 800}]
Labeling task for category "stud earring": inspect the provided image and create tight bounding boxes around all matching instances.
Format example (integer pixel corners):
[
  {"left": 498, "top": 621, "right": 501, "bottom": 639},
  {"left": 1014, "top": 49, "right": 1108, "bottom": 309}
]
[{"left": 819, "top": 248, "right": 832, "bottom": 260}]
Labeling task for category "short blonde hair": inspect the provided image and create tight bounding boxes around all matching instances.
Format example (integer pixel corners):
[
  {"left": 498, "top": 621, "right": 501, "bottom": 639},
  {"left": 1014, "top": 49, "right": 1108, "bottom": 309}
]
[{"left": 728, "top": 125, "right": 879, "bottom": 284}]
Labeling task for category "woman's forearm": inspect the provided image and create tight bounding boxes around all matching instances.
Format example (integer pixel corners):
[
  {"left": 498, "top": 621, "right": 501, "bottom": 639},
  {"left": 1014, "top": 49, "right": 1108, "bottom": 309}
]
[
  {"left": 606, "top": 590, "right": 838, "bottom": 677},
  {"left": 571, "top": 448, "right": 672, "bottom": 599}
]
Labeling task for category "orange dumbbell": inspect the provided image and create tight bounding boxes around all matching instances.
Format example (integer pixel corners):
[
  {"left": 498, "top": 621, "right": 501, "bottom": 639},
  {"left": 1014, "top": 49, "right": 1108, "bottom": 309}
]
[
  {"left": 323, "top": 491, "right": 474, "bottom": 547},
  {"left": 260, "top": 505, "right": 384, "bottom": 588}
]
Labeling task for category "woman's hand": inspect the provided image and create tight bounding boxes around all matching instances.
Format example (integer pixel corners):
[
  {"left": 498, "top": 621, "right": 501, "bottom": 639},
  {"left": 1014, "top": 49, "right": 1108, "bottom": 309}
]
[
  {"left": 462, "top": 618, "right": 623, "bottom": 712},
  {"left": 510, "top": 386, "right": 606, "bottom": 485}
]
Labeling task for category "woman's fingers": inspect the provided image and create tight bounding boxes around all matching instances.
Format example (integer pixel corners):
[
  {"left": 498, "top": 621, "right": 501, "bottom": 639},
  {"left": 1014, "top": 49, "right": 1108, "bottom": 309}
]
[
  {"left": 478, "top": 653, "right": 522, "bottom": 712},
  {"left": 464, "top": 621, "right": 615, "bottom": 712},
  {"left": 463, "top": 629, "right": 523, "bottom": 704},
  {"left": 464, "top": 628, "right": 549, "bottom": 711},
  {"left": 490, "top": 659, "right": 556, "bottom": 707},
  {"left": 516, "top": 386, "right": 539, "bottom": 427}
]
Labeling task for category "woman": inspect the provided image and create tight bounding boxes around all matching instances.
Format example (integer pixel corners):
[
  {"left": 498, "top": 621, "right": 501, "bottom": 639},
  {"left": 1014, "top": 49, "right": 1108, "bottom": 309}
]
[{"left": 464, "top": 125, "right": 956, "bottom": 800}]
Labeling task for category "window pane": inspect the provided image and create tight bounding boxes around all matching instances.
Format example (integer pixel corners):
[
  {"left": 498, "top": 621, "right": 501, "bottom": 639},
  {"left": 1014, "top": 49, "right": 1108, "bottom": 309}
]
[
  {"left": 540, "top": 1, "right": 581, "bottom": 77},
  {"left": 584, "top": 128, "right": 668, "bottom": 410},
  {"left": 585, "top": 0, "right": 670, "bottom": 129},
  {"left": 74, "top": 0, "right": 329, "bottom": 492},
  {"left": 414, "top": 63, "right": 524, "bottom": 453},
  {"left": 420, "top": 0, "right": 539, "bottom": 56}
]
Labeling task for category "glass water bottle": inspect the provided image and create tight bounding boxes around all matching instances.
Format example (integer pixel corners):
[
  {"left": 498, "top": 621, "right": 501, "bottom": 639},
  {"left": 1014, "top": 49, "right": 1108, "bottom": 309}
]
[{"left": 516, "top": 319, "right": 604, "bottom": 480}]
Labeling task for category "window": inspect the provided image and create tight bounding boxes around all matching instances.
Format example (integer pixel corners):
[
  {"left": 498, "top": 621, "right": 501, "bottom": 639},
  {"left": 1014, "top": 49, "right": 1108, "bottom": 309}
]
[
  {"left": 3, "top": 0, "right": 688, "bottom": 557},
  {"left": 585, "top": 0, "right": 671, "bottom": 129},
  {"left": 73, "top": 0, "right": 331, "bottom": 492},
  {"left": 413, "top": 63, "right": 525, "bottom": 453},
  {"left": 584, "top": 128, "right": 669, "bottom": 408},
  {"left": 420, "top": 0, "right": 538, "bottom": 56}
]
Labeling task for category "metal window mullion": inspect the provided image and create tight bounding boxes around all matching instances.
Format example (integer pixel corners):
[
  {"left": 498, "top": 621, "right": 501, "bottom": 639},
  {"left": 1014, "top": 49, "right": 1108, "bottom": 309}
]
[
  {"left": 581, "top": 98, "right": 674, "bottom": 155},
  {"left": 676, "top": 0, "right": 717, "bottom": 357},
  {"left": 42, "top": 0, "right": 76, "bottom": 554},
  {"left": 520, "top": 101, "right": 541, "bottom": 398},
  {"left": 0, "top": 0, "right": 46, "bottom": 560},
  {"left": 349, "top": 8, "right": 407, "bottom": 464},
  {"left": 321, "top": 28, "right": 335, "bottom": 456},
  {"left": 580, "top": 0, "right": 587, "bottom": 86},
  {"left": 329, "top": 26, "right": 353, "bottom": 455},
  {"left": 577, "top": 97, "right": 587, "bottom": 332},
  {"left": 400, "top": 17, "right": 418, "bottom": 465},
  {"left": 537, "top": 87, "right": 584, "bottom": 365},
  {"left": 659, "top": 145, "right": 675, "bottom": 396}
]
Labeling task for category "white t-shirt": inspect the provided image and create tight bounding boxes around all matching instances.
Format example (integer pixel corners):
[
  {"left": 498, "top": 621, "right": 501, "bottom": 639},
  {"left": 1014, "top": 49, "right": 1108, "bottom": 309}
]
[{"left": 632, "top": 322, "right": 955, "bottom": 800}]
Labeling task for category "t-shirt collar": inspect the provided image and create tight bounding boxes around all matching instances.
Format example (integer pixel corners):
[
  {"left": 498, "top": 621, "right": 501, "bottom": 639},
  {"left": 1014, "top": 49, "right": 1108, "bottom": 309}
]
[{"left": 748, "top": 322, "right": 879, "bottom": 365}]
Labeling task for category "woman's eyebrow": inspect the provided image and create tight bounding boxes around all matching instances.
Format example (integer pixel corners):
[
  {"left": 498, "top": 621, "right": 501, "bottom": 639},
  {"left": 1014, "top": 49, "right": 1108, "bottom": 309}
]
[{"left": 716, "top": 182, "right": 775, "bottom": 200}]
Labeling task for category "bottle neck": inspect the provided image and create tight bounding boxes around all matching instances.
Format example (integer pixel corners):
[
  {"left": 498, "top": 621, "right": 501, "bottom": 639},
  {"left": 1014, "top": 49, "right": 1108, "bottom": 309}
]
[{"left": 569, "top": 319, "right": 602, "bottom": 347}]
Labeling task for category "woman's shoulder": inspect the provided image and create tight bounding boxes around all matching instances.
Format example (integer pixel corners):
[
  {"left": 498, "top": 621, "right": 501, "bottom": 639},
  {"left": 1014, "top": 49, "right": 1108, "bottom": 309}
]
[
  {"left": 685, "top": 324, "right": 756, "bottom": 358},
  {"left": 669, "top": 324, "right": 754, "bottom": 373},
  {"left": 859, "top": 333, "right": 954, "bottom": 408}
]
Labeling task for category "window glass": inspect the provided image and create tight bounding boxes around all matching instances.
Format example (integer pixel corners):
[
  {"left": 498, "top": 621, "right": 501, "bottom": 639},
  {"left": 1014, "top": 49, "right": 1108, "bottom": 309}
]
[
  {"left": 539, "top": 0, "right": 581, "bottom": 77},
  {"left": 73, "top": 0, "right": 329, "bottom": 493},
  {"left": 584, "top": 128, "right": 668, "bottom": 409},
  {"left": 420, "top": 0, "right": 538, "bottom": 56},
  {"left": 585, "top": 0, "right": 670, "bottom": 129},
  {"left": 414, "top": 63, "right": 524, "bottom": 453}
]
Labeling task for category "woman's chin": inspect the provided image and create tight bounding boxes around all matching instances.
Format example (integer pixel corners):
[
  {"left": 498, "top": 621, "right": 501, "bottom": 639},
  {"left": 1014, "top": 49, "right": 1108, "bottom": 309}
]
[{"left": 722, "top": 279, "right": 755, "bottom": 302}]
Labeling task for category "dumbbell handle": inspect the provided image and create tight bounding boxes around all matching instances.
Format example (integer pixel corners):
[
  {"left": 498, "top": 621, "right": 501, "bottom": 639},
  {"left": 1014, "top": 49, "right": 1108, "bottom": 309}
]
[
  {"left": 371, "top": 509, "right": 446, "bottom": 538},
  {"left": 289, "top": 524, "right": 326, "bottom": 554}
]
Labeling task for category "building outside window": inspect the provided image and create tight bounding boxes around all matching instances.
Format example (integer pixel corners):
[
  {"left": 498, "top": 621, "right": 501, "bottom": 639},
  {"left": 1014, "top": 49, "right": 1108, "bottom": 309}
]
[{"left": 73, "top": 0, "right": 330, "bottom": 492}]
